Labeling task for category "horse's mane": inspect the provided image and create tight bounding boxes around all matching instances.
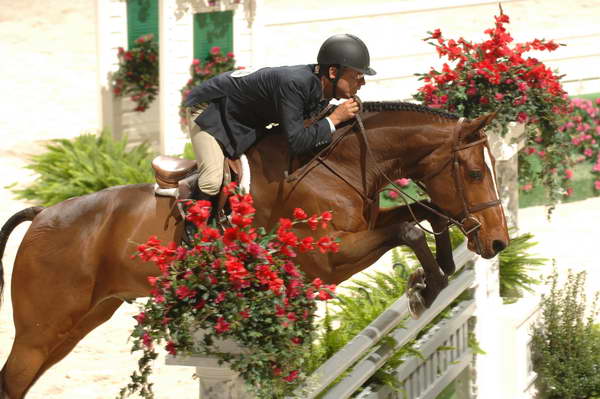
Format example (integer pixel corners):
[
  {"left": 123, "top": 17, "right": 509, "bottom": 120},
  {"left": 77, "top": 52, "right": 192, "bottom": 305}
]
[{"left": 362, "top": 101, "right": 459, "bottom": 121}]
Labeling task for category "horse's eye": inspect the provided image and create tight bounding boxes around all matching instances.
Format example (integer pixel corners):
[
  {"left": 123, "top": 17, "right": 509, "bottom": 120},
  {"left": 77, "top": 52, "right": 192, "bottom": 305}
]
[{"left": 468, "top": 170, "right": 483, "bottom": 180}]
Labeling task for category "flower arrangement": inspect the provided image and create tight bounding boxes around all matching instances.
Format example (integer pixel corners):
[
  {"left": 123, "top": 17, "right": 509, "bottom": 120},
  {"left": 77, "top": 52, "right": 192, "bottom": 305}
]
[
  {"left": 119, "top": 183, "right": 338, "bottom": 399},
  {"left": 112, "top": 34, "right": 159, "bottom": 112},
  {"left": 413, "top": 9, "right": 572, "bottom": 207},
  {"left": 179, "top": 46, "right": 239, "bottom": 129},
  {"left": 556, "top": 97, "right": 600, "bottom": 194}
]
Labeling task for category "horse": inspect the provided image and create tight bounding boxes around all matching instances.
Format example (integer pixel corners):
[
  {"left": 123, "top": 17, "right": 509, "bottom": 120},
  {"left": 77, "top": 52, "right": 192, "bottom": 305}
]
[{"left": 0, "top": 101, "right": 509, "bottom": 398}]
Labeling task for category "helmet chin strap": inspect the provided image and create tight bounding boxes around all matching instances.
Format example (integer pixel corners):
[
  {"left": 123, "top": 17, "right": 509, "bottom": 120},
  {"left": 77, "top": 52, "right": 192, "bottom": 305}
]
[{"left": 329, "top": 66, "right": 343, "bottom": 99}]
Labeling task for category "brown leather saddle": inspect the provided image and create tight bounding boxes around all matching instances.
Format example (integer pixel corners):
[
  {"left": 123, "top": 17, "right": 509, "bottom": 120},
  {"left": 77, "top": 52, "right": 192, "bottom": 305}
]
[{"left": 151, "top": 155, "right": 243, "bottom": 221}]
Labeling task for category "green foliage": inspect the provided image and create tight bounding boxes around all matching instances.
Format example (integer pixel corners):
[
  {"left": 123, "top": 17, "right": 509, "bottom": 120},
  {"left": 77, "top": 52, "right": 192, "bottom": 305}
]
[
  {"left": 531, "top": 270, "right": 600, "bottom": 399},
  {"left": 12, "top": 132, "right": 156, "bottom": 206},
  {"left": 499, "top": 230, "right": 547, "bottom": 301},
  {"left": 306, "top": 264, "right": 416, "bottom": 394}
]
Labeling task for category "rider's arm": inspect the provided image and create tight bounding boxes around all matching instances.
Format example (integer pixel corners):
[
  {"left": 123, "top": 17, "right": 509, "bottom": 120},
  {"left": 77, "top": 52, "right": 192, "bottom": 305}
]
[{"left": 278, "top": 80, "right": 332, "bottom": 155}]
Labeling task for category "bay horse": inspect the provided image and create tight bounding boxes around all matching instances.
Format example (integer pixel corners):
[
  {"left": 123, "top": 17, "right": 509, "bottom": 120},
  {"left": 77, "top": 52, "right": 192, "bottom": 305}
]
[{"left": 0, "top": 101, "right": 508, "bottom": 398}]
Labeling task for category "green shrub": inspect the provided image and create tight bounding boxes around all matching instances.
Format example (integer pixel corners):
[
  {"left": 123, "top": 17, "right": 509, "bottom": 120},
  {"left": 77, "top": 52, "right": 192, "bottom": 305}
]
[
  {"left": 12, "top": 132, "right": 156, "bottom": 206},
  {"left": 499, "top": 231, "right": 548, "bottom": 301},
  {"left": 531, "top": 270, "right": 600, "bottom": 399}
]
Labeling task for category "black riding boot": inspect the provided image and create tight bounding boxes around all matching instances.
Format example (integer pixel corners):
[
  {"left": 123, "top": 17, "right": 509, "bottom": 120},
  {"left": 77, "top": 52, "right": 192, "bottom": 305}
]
[{"left": 178, "top": 174, "right": 218, "bottom": 247}]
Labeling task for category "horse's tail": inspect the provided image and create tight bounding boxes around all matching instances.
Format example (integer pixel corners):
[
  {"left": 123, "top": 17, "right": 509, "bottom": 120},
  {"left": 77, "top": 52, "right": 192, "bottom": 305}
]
[{"left": 0, "top": 206, "right": 44, "bottom": 308}]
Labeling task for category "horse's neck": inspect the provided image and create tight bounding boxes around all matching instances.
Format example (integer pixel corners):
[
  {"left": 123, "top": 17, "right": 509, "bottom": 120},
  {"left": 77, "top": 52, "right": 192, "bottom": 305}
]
[
  {"left": 330, "top": 111, "right": 454, "bottom": 194},
  {"left": 245, "top": 111, "right": 455, "bottom": 198}
]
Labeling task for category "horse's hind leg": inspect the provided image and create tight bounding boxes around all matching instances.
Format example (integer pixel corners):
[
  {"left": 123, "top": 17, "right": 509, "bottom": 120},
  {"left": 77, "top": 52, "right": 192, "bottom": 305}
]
[
  {"left": 34, "top": 297, "right": 123, "bottom": 383},
  {"left": 0, "top": 297, "right": 122, "bottom": 399},
  {"left": 1, "top": 326, "right": 59, "bottom": 399}
]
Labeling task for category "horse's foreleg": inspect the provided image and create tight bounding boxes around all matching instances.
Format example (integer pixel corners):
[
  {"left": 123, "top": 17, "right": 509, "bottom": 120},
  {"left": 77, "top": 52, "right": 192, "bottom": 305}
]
[
  {"left": 428, "top": 215, "right": 456, "bottom": 275},
  {"left": 397, "top": 222, "right": 448, "bottom": 318},
  {"left": 377, "top": 203, "right": 456, "bottom": 275}
]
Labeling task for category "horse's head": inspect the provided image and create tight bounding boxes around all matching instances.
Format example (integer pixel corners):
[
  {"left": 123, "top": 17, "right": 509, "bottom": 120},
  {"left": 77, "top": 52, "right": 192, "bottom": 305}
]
[{"left": 423, "top": 113, "right": 509, "bottom": 259}]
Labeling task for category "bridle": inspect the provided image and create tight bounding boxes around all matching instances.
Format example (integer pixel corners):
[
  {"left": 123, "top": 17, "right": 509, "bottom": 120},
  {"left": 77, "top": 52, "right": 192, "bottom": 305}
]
[
  {"left": 409, "top": 117, "right": 502, "bottom": 253},
  {"left": 287, "top": 100, "right": 503, "bottom": 252}
]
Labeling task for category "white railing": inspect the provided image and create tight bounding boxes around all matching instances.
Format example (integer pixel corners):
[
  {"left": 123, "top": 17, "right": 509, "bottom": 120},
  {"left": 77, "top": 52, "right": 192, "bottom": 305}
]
[
  {"left": 288, "top": 243, "right": 478, "bottom": 399},
  {"left": 356, "top": 300, "right": 475, "bottom": 399}
]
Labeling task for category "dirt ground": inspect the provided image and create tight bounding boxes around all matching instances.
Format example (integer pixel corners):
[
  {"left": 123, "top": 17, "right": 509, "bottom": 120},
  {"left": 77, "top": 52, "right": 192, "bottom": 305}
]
[{"left": 0, "top": 1, "right": 598, "bottom": 398}]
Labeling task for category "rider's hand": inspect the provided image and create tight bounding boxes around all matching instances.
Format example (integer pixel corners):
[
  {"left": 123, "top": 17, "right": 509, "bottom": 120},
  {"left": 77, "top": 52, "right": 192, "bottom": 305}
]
[{"left": 329, "top": 99, "right": 360, "bottom": 126}]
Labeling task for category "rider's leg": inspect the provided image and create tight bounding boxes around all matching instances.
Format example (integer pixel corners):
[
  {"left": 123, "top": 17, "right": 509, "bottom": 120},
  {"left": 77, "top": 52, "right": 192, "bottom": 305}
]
[{"left": 184, "top": 107, "right": 225, "bottom": 242}]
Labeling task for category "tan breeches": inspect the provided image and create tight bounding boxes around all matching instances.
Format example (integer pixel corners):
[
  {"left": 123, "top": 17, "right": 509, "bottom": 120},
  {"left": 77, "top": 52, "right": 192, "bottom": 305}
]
[{"left": 187, "top": 107, "right": 225, "bottom": 196}]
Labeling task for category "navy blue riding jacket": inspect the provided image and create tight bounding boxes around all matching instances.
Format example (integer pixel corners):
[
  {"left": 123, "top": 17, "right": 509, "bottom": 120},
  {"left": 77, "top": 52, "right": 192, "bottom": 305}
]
[{"left": 185, "top": 65, "right": 332, "bottom": 159}]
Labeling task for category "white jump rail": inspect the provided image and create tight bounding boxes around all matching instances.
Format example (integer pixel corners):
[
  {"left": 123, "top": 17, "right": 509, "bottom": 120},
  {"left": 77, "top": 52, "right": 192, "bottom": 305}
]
[
  {"left": 288, "top": 242, "right": 478, "bottom": 399},
  {"left": 356, "top": 300, "right": 476, "bottom": 399}
]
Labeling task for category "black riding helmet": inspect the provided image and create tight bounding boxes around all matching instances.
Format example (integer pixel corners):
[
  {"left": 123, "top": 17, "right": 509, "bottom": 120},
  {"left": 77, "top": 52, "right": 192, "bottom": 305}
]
[{"left": 317, "top": 33, "right": 376, "bottom": 76}]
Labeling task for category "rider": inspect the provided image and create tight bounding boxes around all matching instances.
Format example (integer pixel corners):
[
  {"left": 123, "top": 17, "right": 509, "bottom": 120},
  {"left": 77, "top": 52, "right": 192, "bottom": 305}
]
[{"left": 183, "top": 33, "right": 376, "bottom": 239}]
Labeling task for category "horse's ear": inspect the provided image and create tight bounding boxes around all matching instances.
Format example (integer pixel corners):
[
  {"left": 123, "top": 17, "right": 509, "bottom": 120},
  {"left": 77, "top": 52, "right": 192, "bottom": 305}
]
[
  {"left": 484, "top": 110, "right": 498, "bottom": 125},
  {"left": 462, "top": 113, "right": 492, "bottom": 141}
]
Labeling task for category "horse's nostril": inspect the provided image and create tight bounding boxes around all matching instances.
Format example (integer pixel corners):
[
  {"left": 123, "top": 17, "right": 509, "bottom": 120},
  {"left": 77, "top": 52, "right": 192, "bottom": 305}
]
[{"left": 493, "top": 240, "right": 507, "bottom": 253}]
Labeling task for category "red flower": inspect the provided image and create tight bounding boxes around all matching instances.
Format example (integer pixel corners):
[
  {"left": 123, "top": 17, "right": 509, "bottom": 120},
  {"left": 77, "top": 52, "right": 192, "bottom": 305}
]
[
  {"left": 225, "top": 256, "right": 249, "bottom": 281},
  {"left": 210, "top": 46, "right": 221, "bottom": 55},
  {"left": 275, "top": 304, "right": 286, "bottom": 317},
  {"left": 239, "top": 309, "right": 250, "bottom": 319},
  {"left": 214, "top": 291, "right": 227, "bottom": 304},
  {"left": 175, "top": 285, "right": 197, "bottom": 300},
  {"left": 134, "top": 312, "right": 146, "bottom": 324},
  {"left": 186, "top": 200, "right": 212, "bottom": 227},
  {"left": 283, "top": 262, "right": 301, "bottom": 277},
  {"left": 214, "top": 317, "right": 230, "bottom": 334},
  {"left": 299, "top": 236, "right": 315, "bottom": 252},
  {"left": 201, "top": 226, "right": 221, "bottom": 241},
  {"left": 317, "top": 236, "right": 339, "bottom": 253},
  {"left": 293, "top": 208, "right": 307, "bottom": 219},
  {"left": 223, "top": 227, "right": 239, "bottom": 246},
  {"left": 142, "top": 333, "right": 153, "bottom": 348},
  {"left": 312, "top": 278, "right": 323, "bottom": 289},
  {"left": 291, "top": 337, "right": 302, "bottom": 345},
  {"left": 564, "top": 169, "right": 574, "bottom": 179},
  {"left": 165, "top": 341, "right": 177, "bottom": 355},
  {"left": 278, "top": 230, "right": 298, "bottom": 247},
  {"left": 278, "top": 218, "right": 293, "bottom": 230},
  {"left": 307, "top": 215, "right": 319, "bottom": 230},
  {"left": 283, "top": 370, "right": 299, "bottom": 382}
]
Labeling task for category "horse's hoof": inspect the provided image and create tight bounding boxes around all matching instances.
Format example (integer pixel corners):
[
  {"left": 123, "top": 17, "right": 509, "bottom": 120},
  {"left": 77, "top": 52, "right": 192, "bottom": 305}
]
[{"left": 407, "top": 267, "right": 427, "bottom": 319}]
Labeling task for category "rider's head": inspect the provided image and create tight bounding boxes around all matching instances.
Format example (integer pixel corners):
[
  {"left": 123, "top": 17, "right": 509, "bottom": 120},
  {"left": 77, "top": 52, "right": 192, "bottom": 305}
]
[{"left": 317, "top": 33, "right": 376, "bottom": 99}]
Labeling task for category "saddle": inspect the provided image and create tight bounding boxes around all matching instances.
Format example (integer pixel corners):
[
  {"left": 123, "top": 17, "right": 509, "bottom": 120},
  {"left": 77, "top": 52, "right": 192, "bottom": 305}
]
[{"left": 151, "top": 155, "right": 243, "bottom": 224}]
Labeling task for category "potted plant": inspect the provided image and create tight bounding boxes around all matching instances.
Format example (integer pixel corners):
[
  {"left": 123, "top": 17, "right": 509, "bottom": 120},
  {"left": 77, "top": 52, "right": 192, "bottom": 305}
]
[
  {"left": 413, "top": 9, "right": 571, "bottom": 210},
  {"left": 179, "top": 46, "right": 239, "bottom": 129},
  {"left": 112, "top": 34, "right": 159, "bottom": 112},
  {"left": 119, "top": 183, "right": 338, "bottom": 399}
]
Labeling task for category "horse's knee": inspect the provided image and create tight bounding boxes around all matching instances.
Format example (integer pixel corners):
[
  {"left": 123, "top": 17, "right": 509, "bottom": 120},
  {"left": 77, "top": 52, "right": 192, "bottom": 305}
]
[{"left": 398, "top": 222, "right": 425, "bottom": 245}]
